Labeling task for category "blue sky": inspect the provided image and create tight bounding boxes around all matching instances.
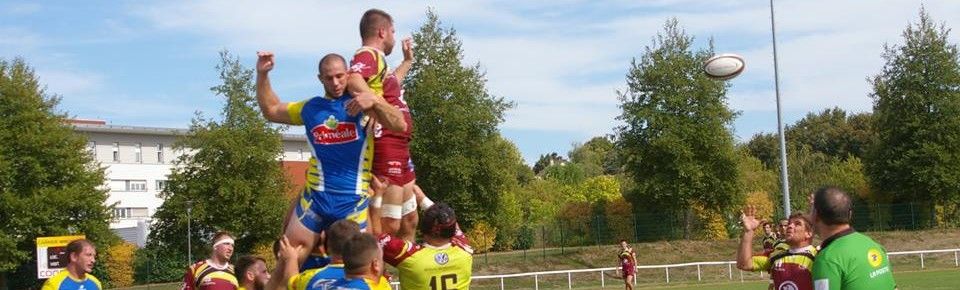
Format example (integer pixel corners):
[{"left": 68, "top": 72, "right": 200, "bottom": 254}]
[{"left": 3, "top": 1, "right": 960, "bottom": 164}]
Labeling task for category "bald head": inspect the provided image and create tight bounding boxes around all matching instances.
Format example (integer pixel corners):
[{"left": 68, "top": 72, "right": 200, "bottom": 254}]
[{"left": 813, "top": 187, "right": 853, "bottom": 225}]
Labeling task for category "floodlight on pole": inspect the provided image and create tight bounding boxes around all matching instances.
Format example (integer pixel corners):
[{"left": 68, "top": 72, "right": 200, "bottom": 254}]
[{"left": 769, "top": 0, "right": 791, "bottom": 217}]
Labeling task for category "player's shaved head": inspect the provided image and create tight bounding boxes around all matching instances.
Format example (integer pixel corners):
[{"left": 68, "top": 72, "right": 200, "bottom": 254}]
[
  {"left": 813, "top": 186, "right": 853, "bottom": 225},
  {"left": 324, "top": 220, "right": 360, "bottom": 257},
  {"left": 341, "top": 233, "right": 380, "bottom": 275},
  {"left": 318, "top": 53, "right": 347, "bottom": 74},
  {"left": 420, "top": 202, "right": 457, "bottom": 239},
  {"left": 360, "top": 9, "right": 393, "bottom": 40}
]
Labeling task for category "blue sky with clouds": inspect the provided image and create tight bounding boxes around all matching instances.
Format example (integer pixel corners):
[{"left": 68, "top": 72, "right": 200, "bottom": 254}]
[{"left": 3, "top": 1, "right": 960, "bottom": 164}]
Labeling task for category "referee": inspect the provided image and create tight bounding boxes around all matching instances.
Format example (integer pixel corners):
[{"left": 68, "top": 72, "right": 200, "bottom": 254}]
[{"left": 811, "top": 187, "right": 896, "bottom": 290}]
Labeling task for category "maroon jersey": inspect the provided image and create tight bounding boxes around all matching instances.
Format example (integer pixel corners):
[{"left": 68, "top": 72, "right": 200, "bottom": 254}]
[{"left": 181, "top": 260, "right": 237, "bottom": 290}]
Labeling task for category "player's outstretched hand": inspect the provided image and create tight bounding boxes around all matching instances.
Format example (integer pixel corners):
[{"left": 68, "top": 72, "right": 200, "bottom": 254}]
[
  {"left": 346, "top": 91, "right": 377, "bottom": 116},
  {"left": 401, "top": 37, "right": 414, "bottom": 62},
  {"left": 740, "top": 205, "right": 760, "bottom": 232},
  {"left": 256, "top": 51, "right": 274, "bottom": 74}
]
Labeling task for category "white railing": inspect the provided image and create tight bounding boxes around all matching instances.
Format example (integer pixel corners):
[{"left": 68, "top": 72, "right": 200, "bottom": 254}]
[{"left": 453, "top": 248, "right": 960, "bottom": 290}]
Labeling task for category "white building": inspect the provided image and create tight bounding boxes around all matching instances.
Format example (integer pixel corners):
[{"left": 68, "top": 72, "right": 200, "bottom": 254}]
[{"left": 72, "top": 119, "right": 310, "bottom": 246}]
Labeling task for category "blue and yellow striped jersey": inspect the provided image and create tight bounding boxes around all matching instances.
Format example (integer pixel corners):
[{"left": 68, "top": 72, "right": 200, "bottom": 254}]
[{"left": 42, "top": 270, "right": 102, "bottom": 290}]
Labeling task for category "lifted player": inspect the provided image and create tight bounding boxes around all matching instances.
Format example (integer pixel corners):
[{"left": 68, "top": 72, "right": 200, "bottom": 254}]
[
  {"left": 350, "top": 8, "right": 425, "bottom": 241},
  {"left": 255, "top": 50, "right": 406, "bottom": 268}
]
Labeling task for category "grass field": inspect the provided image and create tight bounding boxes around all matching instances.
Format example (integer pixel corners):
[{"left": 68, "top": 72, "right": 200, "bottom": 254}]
[
  {"left": 114, "top": 229, "right": 960, "bottom": 289},
  {"left": 114, "top": 269, "right": 960, "bottom": 289}
]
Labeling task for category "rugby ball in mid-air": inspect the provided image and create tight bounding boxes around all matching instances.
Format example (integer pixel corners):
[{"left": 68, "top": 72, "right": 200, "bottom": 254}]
[{"left": 703, "top": 53, "right": 745, "bottom": 80}]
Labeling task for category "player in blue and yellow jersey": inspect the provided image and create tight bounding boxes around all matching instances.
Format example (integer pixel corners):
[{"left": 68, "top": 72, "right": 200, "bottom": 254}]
[
  {"left": 379, "top": 203, "right": 473, "bottom": 290},
  {"left": 737, "top": 206, "right": 817, "bottom": 290},
  {"left": 42, "top": 239, "right": 103, "bottom": 290},
  {"left": 285, "top": 220, "right": 361, "bottom": 290},
  {"left": 255, "top": 50, "right": 406, "bottom": 271},
  {"left": 328, "top": 233, "right": 391, "bottom": 290}
]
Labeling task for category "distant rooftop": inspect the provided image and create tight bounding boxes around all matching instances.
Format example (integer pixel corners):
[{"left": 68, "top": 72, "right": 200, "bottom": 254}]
[{"left": 68, "top": 119, "right": 306, "bottom": 141}]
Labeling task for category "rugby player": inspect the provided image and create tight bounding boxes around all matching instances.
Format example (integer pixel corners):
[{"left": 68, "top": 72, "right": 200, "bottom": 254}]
[
  {"left": 255, "top": 51, "right": 406, "bottom": 268},
  {"left": 737, "top": 206, "right": 817, "bottom": 290},
  {"left": 618, "top": 239, "right": 637, "bottom": 290},
  {"left": 328, "top": 233, "right": 391, "bottom": 290},
  {"left": 235, "top": 256, "right": 270, "bottom": 290},
  {"left": 42, "top": 239, "right": 102, "bottom": 290},
  {"left": 182, "top": 232, "right": 238, "bottom": 290},
  {"left": 285, "top": 220, "right": 361, "bottom": 290},
  {"left": 379, "top": 203, "right": 473, "bottom": 290},
  {"left": 349, "top": 8, "right": 429, "bottom": 241}
]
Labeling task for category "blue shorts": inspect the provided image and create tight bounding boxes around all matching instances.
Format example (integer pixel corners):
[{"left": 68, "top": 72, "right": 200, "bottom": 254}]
[{"left": 293, "top": 188, "right": 369, "bottom": 233}]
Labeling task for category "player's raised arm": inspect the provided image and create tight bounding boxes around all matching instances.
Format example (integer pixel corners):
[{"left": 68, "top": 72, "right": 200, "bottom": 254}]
[
  {"left": 736, "top": 205, "right": 760, "bottom": 271},
  {"left": 393, "top": 37, "right": 414, "bottom": 81},
  {"left": 256, "top": 51, "right": 296, "bottom": 124}
]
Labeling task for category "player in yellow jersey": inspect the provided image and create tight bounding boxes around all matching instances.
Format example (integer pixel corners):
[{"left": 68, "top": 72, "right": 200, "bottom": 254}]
[
  {"left": 379, "top": 203, "right": 473, "bottom": 290},
  {"left": 42, "top": 239, "right": 103, "bottom": 290}
]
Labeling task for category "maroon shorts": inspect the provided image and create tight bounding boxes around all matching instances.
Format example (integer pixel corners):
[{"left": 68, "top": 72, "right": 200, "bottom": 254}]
[
  {"left": 622, "top": 264, "right": 636, "bottom": 277},
  {"left": 373, "top": 139, "right": 415, "bottom": 186}
]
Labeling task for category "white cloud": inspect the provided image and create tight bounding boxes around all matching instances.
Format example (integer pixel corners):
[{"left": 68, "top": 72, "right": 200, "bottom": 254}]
[{"left": 124, "top": 0, "right": 960, "bottom": 141}]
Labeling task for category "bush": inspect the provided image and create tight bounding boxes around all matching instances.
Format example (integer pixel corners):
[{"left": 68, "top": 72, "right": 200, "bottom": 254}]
[
  {"left": 134, "top": 246, "right": 187, "bottom": 284},
  {"left": 250, "top": 242, "right": 277, "bottom": 270},
  {"left": 466, "top": 221, "right": 496, "bottom": 254},
  {"left": 103, "top": 242, "right": 136, "bottom": 287}
]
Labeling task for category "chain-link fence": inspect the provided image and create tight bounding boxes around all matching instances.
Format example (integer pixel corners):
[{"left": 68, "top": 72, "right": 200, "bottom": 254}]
[{"left": 506, "top": 202, "right": 956, "bottom": 253}]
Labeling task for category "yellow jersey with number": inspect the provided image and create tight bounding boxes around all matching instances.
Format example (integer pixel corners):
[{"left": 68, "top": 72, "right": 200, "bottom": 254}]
[{"left": 379, "top": 233, "right": 473, "bottom": 290}]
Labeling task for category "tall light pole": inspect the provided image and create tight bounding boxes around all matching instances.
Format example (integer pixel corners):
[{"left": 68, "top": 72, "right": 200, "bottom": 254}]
[
  {"left": 186, "top": 200, "right": 193, "bottom": 264},
  {"left": 770, "top": 0, "right": 791, "bottom": 216}
]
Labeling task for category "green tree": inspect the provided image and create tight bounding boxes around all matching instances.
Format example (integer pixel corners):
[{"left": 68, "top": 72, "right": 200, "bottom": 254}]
[
  {"left": 404, "top": 9, "right": 516, "bottom": 229},
  {"left": 867, "top": 9, "right": 960, "bottom": 218},
  {"left": 0, "top": 58, "right": 116, "bottom": 287},
  {"left": 533, "top": 152, "right": 565, "bottom": 175},
  {"left": 615, "top": 19, "right": 742, "bottom": 238},
  {"left": 788, "top": 108, "right": 873, "bottom": 160},
  {"left": 146, "top": 51, "right": 288, "bottom": 259},
  {"left": 569, "top": 136, "right": 619, "bottom": 177}
]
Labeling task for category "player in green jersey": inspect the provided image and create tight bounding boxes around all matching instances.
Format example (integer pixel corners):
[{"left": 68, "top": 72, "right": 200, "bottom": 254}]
[{"left": 811, "top": 187, "right": 897, "bottom": 290}]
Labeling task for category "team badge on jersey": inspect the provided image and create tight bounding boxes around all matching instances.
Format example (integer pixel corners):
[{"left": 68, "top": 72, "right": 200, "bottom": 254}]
[
  {"left": 779, "top": 281, "right": 798, "bottom": 290},
  {"left": 434, "top": 253, "right": 449, "bottom": 265},
  {"left": 312, "top": 115, "right": 359, "bottom": 145},
  {"left": 867, "top": 248, "right": 883, "bottom": 268}
]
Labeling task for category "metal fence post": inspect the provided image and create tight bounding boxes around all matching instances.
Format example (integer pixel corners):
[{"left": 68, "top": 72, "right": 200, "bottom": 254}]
[
  {"left": 500, "top": 277, "right": 504, "bottom": 290},
  {"left": 567, "top": 272, "right": 572, "bottom": 289},
  {"left": 601, "top": 270, "right": 605, "bottom": 288},
  {"left": 728, "top": 263, "right": 733, "bottom": 280},
  {"left": 535, "top": 275, "right": 539, "bottom": 290},
  {"left": 697, "top": 264, "right": 702, "bottom": 281},
  {"left": 739, "top": 269, "right": 744, "bottom": 282},
  {"left": 665, "top": 267, "right": 670, "bottom": 283},
  {"left": 955, "top": 250, "right": 958, "bottom": 267},
  {"left": 921, "top": 253, "right": 925, "bottom": 269}
]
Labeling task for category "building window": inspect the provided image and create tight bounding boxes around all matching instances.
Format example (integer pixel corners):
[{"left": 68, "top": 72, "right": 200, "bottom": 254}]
[
  {"left": 157, "top": 143, "right": 164, "bottom": 163},
  {"left": 87, "top": 141, "right": 96, "bottom": 159},
  {"left": 114, "top": 208, "right": 131, "bottom": 219},
  {"left": 113, "top": 207, "right": 148, "bottom": 219},
  {"left": 112, "top": 142, "right": 120, "bottom": 162},
  {"left": 155, "top": 180, "right": 167, "bottom": 191},
  {"left": 126, "top": 180, "right": 147, "bottom": 192},
  {"left": 134, "top": 143, "right": 142, "bottom": 163}
]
